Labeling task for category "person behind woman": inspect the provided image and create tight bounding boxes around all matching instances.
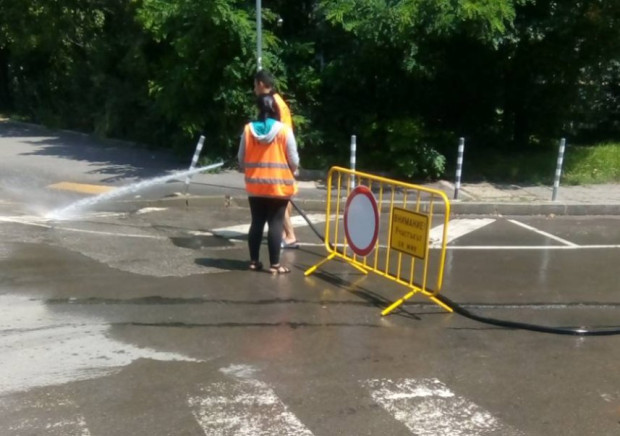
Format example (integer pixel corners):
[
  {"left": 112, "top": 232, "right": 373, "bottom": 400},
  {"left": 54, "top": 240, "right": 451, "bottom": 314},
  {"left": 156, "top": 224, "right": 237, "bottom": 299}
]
[
  {"left": 238, "top": 94, "right": 300, "bottom": 274},
  {"left": 253, "top": 69, "right": 299, "bottom": 249}
]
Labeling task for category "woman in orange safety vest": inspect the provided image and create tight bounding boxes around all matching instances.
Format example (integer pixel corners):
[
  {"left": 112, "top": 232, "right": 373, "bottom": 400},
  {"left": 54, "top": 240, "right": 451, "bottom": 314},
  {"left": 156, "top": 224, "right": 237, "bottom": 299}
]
[
  {"left": 238, "top": 94, "right": 299, "bottom": 274},
  {"left": 253, "top": 69, "right": 299, "bottom": 249}
]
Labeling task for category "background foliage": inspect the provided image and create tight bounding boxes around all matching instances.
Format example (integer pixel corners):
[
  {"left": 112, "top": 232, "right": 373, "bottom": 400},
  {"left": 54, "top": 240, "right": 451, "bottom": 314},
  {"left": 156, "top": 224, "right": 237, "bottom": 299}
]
[{"left": 1, "top": 0, "right": 619, "bottom": 181}]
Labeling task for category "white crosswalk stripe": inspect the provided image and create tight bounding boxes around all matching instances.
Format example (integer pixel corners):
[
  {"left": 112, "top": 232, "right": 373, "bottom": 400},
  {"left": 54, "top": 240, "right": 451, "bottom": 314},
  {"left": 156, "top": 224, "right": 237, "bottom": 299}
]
[
  {"left": 1, "top": 395, "right": 91, "bottom": 436},
  {"left": 429, "top": 218, "right": 496, "bottom": 246},
  {"left": 211, "top": 213, "right": 326, "bottom": 239},
  {"left": 212, "top": 215, "right": 491, "bottom": 243},
  {"left": 364, "top": 378, "right": 523, "bottom": 436},
  {"left": 188, "top": 378, "right": 314, "bottom": 436},
  {"left": 0, "top": 372, "right": 528, "bottom": 435}
]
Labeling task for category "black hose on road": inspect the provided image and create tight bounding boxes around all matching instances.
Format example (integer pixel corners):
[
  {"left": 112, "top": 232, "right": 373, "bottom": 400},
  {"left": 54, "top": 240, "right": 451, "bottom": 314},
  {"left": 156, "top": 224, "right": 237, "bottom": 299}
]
[
  {"left": 290, "top": 199, "right": 327, "bottom": 244},
  {"left": 435, "top": 294, "right": 620, "bottom": 336},
  {"left": 290, "top": 200, "right": 620, "bottom": 336}
]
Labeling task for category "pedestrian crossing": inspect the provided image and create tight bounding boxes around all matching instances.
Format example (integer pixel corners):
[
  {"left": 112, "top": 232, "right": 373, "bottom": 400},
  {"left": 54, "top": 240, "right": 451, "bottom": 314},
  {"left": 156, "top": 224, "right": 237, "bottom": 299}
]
[
  {"left": 189, "top": 379, "right": 314, "bottom": 436},
  {"left": 211, "top": 216, "right": 495, "bottom": 244},
  {"left": 428, "top": 218, "right": 495, "bottom": 246},
  {"left": 3, "top": 394, "right": 92, "bottom": 436},
  {"left": 0, "top": 367, "right": 523, "bottom": 435},
  {"left": 364, "top": 378, "right": 523, "bottom": 436},
  {"left": 211, "top": 213, "right": 327, "bottom": 239}
]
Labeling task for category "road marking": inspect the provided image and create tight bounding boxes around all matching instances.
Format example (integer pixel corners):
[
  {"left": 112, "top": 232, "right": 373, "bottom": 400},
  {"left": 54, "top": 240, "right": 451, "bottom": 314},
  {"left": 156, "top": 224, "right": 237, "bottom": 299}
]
[
  {"left": 0, "top": 215, "right": 166, "bottom": 239},
  {"left": 0, "top": 295, "right": 200, "bottom": 395},
  {"left": 189, "top": 370, "right": 314, "bottom": 436},
  {"left": 429, "top": 218, "right": 495, "bottom": 246},
  {"left": 445, "top": 244, "right": 620, "bottom": 250},
  {"left": 2, "top": 395, "right": 92, "bottom": 436},
  {"left": 364, "top": 378, "right": 523, "bottom": 436},
  {"left": 48, "top": 182, "right": 115, "bottom": 195},
  {"left": 135, "top": 207, "right": 168, "bottom": 214},
  {"left": 508, "top": 219, "right": 578, "bottom": 246},
  {"left": 212, "top": 213, "right": 326, "bottom": 238},
  {"left": 275, "top": 242, "right": 620, "bottom": 250},
  {"left": 46, "top": 226, "right": 166, "bottom": 239},
  {"left": 2, "top": 214, "right": 617, "bottom": 249},
  {"left": 215, "top": 217, "right": 494, "bottom": 246},
  {"left": 0, "top": 215, "right": 50, "bottom": 228},
  {"left": 220, "top": 363, "right": 260, "bottom": 379}
]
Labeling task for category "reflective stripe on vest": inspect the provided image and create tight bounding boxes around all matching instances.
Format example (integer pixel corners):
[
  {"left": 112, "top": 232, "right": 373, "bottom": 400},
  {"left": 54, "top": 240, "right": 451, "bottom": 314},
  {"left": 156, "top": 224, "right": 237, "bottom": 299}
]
[
  {"left": 244, "top": 124, "right": 297, "bottom": 198},
  {"left": 244, "top": 162, "right": 290, "bottom": 169}
]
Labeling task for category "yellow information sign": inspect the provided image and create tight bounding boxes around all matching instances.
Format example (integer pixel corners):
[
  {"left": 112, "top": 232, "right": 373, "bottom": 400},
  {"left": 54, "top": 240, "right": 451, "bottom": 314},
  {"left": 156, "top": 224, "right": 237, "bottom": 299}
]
[{"left": 389, "top": 207, "right": 429, "bottom": 259}]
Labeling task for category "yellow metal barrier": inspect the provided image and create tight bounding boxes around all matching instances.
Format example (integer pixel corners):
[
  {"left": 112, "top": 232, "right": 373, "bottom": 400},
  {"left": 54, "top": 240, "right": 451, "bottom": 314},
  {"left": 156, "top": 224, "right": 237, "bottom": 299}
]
[{"left": 305, "top": 166, "right": 451, "bottom": 316}]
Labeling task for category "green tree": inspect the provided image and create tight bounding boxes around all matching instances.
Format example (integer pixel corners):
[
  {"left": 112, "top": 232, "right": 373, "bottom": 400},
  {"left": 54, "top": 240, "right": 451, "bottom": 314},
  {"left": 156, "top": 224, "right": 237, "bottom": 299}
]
[
  {"left": 304, "top": 0, "right": 528, "bottom": 178},
  {"left": 0, "top": 0, "right": 149, "bottom": 135},
  {"left": 3, "top": 0, "right": 618, "bottom": 180},
  {"left": 500, "top": 1, "right": 620, "bottom": 147},
  {"left": 135, "top": 0, "right": 268, "bottom": 156}
]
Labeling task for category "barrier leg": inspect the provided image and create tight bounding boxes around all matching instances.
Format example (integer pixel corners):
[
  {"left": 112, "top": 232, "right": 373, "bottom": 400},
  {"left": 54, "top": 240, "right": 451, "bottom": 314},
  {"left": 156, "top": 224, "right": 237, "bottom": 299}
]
[
  {"left": 305, "top": 253, "right": 337, "bottom": 276},
  {"left": 348, "top": 261, "right": 369, "bottom": 275},
  {"left": 419, "top": 289, "right": 453, "bottom": 312},
  {"left": 429, "top": 296, "right": 454, "bottom": 313},
  {"left": 381, "top": 289, "right": 454, "bottom": 316},
  {"left": 381, "top": 290, "right": 416, "bottom": 316}
]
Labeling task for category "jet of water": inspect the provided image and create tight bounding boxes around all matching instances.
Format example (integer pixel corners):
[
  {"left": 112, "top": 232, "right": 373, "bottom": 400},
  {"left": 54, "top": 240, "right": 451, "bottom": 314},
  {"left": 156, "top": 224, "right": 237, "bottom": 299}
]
[{"left": 46, "top": 162, "right": 224, "bottom": 220}]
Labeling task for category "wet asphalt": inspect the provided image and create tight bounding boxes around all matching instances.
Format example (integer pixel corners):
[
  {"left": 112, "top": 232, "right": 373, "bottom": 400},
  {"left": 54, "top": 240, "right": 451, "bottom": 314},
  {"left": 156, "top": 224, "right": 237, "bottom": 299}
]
[
  {"left": 1, "top": 200, "right": 619, "bottom": 435},
  {"left": 1, "top": 120, "right": 620, "bottom": 435}
]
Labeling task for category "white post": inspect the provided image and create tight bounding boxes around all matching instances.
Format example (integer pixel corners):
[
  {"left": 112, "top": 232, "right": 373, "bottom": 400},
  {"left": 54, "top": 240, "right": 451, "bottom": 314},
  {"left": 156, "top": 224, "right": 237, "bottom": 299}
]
[
  {"left": 256, "top": 0, "right": 262, "bottom": 70},
  {"left": 184, "top": 135, "right": 205, "bottom": 194},
  {"left": 552, "top": 138, "right": 566, "bottom": 201},
  {"left": 350, "top": 135, "right": 356, "bottom": 190},
  {"left": 454, "top": 137, "right": 465, "bottom": 200}
]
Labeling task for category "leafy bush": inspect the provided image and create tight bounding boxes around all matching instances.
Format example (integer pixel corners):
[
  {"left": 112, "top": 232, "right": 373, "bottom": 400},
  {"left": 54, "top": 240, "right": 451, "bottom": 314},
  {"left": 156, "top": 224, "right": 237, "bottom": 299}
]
[
  {"left": 563, "top": 143, "right": 620, "bottom": 184},
  {"left": 360, "top": 118, "right": 446, "bottom": 181}
]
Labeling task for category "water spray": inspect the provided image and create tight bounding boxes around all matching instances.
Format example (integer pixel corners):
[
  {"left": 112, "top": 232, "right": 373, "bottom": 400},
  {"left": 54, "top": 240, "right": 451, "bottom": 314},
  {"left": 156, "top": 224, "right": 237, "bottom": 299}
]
[
  {"left": 46, "top": 162, "right": 223, "bottom": 221},
  {"left": 40, "top": 161, "right": 620, "bottom": 336}
]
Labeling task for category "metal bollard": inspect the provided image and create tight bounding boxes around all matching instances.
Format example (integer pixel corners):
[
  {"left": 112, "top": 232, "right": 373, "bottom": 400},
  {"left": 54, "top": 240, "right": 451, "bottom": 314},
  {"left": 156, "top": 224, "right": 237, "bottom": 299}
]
[
  {"left": 454, "top": 137, "right": 465, "bottom": 200},
  {"left": 552, "top": 138, "right": 566, "bottom": 201},
  {"left": 184, "top": 135, "right": 205, "bottom": 194},
  {"left": 256, "top": 0, "right": 262, "bottom": 70},
  {"left": 350, "top": 135, "right": 357, "bottom": 190}
]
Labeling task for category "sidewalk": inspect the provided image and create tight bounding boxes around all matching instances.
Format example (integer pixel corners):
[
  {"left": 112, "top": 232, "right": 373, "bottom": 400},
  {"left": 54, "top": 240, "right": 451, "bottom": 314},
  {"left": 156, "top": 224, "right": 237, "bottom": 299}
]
[
  {"left": 443, "top": 180, "right": 620, "bottom": 215},
  {"left": 176, "top": 170, "right": 620, "bottom": 216},
  {"left": 2, "top": 119, "right": 618, "bottom": 216}
]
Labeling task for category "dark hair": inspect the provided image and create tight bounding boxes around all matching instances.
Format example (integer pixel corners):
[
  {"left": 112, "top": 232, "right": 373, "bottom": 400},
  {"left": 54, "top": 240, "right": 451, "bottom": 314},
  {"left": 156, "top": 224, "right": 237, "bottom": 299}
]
[
  {"left": 254, "top": 69, "right": 275, "bottom": 89},
  {"left": 256, "top": 94, "right": 279, "bottom": 121}
]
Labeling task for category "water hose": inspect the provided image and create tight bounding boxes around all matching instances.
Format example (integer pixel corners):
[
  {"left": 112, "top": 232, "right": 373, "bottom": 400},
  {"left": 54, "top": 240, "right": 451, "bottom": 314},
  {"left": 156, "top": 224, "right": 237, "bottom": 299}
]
[
  {"left": 193, "top": 173, "right": 619, "bottom": 337},
  {"left": 289, "top": 198, "right": 620, "bottom": 336},
  {"left": 290, "top": 199, "right": 326, "bottom": 243},
  {"left": 435, "top": 294, "right": 620, "bottom": 336}
]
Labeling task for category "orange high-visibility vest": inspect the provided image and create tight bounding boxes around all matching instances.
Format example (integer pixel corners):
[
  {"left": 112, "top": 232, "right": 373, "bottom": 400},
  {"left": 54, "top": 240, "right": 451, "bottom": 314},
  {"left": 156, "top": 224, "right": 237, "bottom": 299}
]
[
  {"left": 243, "top": 123, "right": 297, "bottom": 198},
  {"left": 273, "top": 93, "right": 292, "bottom": 129}
]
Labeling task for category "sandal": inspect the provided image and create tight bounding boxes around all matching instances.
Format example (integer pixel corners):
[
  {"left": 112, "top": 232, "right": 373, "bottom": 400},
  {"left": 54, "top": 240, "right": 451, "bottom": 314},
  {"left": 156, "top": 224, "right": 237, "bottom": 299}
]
[
  {"left": 281, "top": 240, "right": 300, "bottom": 249},
  {"left": 249, "top": 261, "right": 263, "bottom": 271},
  {"left": 269, "top": 264, "right": 291, "bottom": 275}
]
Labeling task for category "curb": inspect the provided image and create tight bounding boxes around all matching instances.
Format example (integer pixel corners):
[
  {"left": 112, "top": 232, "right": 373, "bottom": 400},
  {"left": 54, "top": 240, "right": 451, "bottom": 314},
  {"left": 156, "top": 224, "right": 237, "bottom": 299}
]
[
  {"left": 129, "top": 194, "right": 620, "bottom": 216},
  {"left": 450, "top": 202, "right": 620, "bottom": 216}
]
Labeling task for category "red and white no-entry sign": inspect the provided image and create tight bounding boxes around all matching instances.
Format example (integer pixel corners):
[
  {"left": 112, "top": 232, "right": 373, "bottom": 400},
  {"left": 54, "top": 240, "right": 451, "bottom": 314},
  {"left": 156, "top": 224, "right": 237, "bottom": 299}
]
[{"left": 344, "top": 185, "right": 379, "bottom": 256}]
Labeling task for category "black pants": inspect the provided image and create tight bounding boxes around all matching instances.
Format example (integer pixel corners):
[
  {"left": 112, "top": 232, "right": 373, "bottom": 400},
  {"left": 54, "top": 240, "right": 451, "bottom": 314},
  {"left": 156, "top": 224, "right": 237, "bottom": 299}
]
[{"left": 248, "top": 196, "right": 289, "bottom": 266}]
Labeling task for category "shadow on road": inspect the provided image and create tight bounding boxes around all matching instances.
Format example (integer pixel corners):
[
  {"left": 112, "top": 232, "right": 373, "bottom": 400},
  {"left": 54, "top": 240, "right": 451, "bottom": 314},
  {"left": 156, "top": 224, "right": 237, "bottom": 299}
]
[{"left": 1, "top": 120, "right": 185, "bottom": 182}]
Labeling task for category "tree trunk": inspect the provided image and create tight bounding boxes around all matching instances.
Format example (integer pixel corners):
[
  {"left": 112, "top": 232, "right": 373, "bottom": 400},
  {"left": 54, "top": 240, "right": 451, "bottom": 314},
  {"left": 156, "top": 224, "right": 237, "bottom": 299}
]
[{"left": 0, "top": 48, "right": 12, "bottom": 110}]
